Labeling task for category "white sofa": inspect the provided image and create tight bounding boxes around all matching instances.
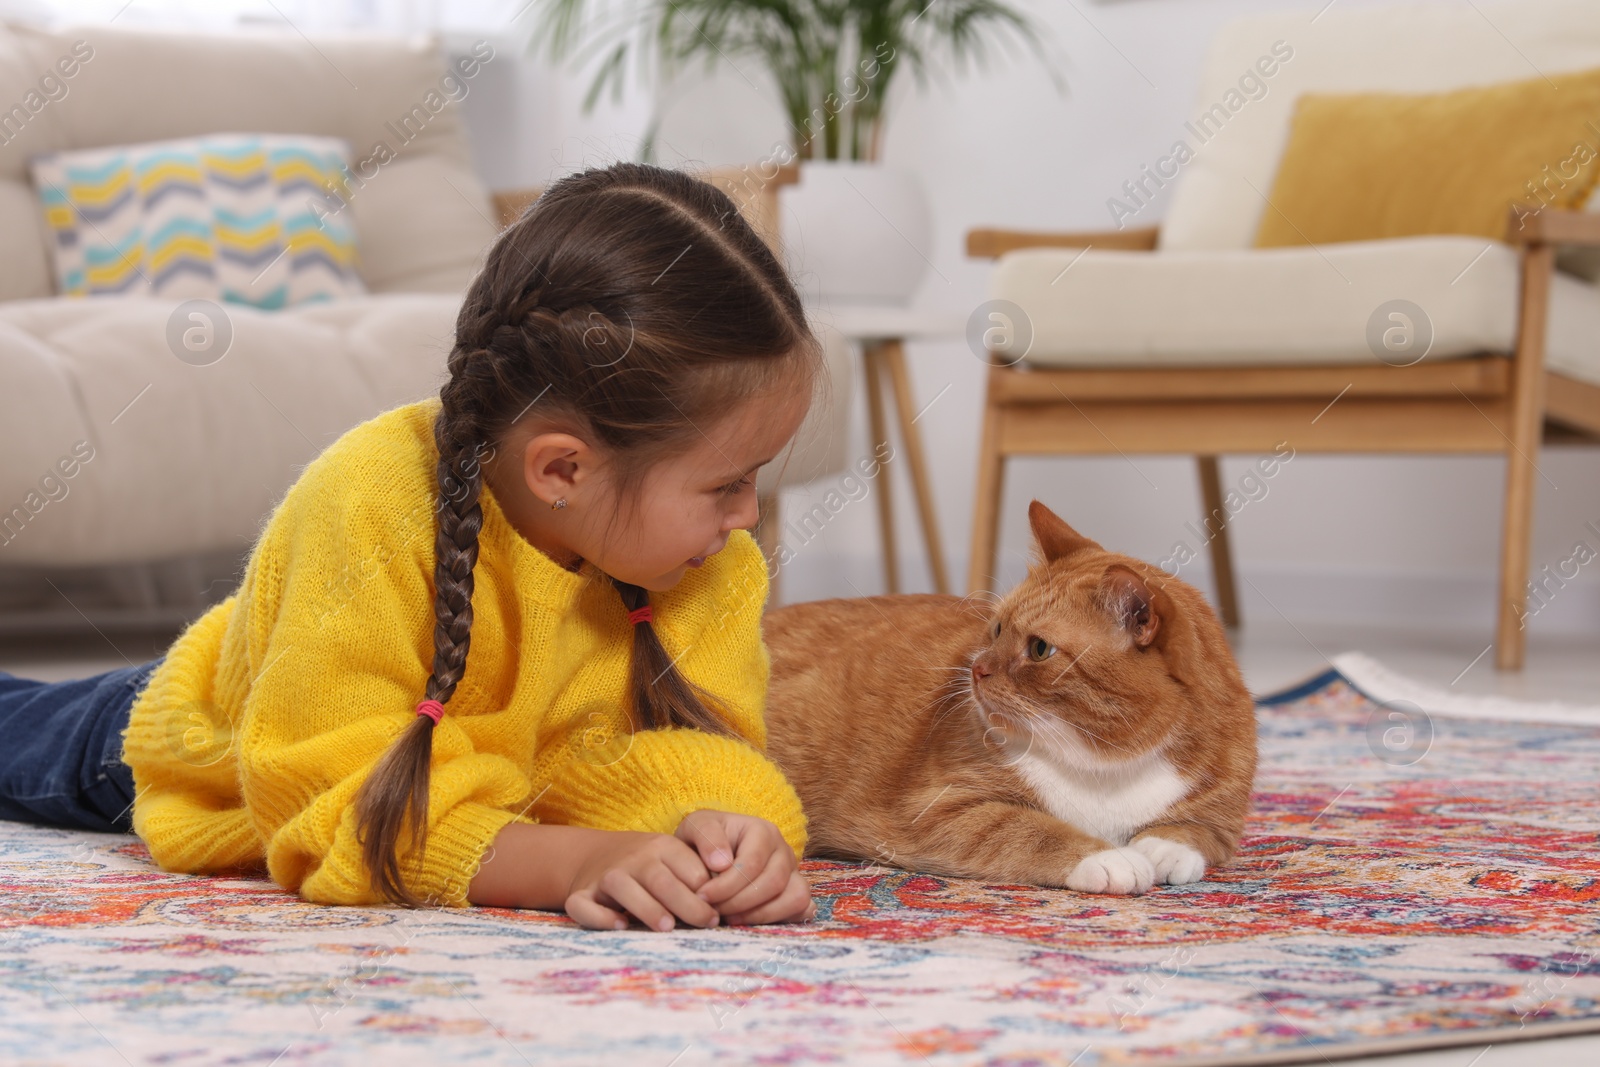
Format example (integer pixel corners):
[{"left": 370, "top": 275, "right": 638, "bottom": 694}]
[
  {"left": 0, "top": 23, "right": 495, "bottom": 594},
  {"left": 0, "top": 21, "right": 853, "bottom": 631}
]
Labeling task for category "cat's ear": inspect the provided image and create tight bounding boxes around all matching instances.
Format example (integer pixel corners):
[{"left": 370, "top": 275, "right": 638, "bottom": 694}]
[
  {"left": 1099, "top": 565, "right": 1160, "bottom": 648},
  {"left": 1028, "top": 500, "right": 1102, "bottom": 563},
  {"left": 1140, "top": 571, "right": 1229, "bottom": 693}
]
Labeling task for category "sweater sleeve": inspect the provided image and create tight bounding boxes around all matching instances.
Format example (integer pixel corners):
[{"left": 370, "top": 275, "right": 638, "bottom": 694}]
[
  {"left": 236, "top": 462, "right": 536, "bottom": 910},
  {"left": 532, "top": 533, "right": 809, "bottom": 860}
]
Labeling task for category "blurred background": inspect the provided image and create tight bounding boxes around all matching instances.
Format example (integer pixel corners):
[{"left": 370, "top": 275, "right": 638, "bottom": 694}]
[{"left": 0, "top": 0, "right": 1596, "bottom": 699}]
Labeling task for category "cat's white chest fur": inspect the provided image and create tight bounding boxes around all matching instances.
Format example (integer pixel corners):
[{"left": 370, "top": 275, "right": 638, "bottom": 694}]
[{"left": 1007, "top": 734, "right": 1188, "bottom": 846}]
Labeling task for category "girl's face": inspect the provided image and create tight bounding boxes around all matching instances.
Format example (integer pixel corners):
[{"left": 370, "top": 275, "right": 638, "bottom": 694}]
[{"left": 490, "top": 381, "right": 812, "bottom": 593}]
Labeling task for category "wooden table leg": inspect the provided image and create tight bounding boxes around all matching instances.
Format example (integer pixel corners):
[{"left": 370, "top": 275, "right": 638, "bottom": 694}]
[
  {"left": 862, "top": 342, "right": 899, "bottom": 594},
  {"left": 755, "top": 490, "right": 782, "bottom": 607},
  {"left": 881, "top": 339, "right": 950, "bottom": 594},
  {"left": 968, "top": 379, "right": 1006, "bottom": 595}
]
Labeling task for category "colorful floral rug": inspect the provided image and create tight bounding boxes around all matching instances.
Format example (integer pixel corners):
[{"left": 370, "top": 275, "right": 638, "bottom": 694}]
[{"left": 3, "top": 666, "right": 1599, "bottom": 1066}]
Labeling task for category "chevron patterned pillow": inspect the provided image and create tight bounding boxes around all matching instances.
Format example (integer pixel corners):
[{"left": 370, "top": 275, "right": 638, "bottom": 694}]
[{"left": 28, "top": 133, "right": 364, "bottom": 308}]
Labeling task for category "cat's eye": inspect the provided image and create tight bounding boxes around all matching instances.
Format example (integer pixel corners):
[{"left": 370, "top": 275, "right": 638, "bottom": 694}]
[
  {"left": 992, "top": 620, "right": 1001, "bottom": 638},
  {"left": 1027, "top": 636, "right": 1056, "bottom": 661}
]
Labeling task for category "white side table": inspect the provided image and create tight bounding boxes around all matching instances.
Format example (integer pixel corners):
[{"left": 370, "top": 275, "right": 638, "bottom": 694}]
[{"left": 821, "top": 306, "right": 967, "bottom": 595}]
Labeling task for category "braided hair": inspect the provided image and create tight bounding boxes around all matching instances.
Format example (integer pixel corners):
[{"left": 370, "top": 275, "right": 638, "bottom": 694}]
[{"left": 351, "top": 162, "right": 823, "bottom": 907}]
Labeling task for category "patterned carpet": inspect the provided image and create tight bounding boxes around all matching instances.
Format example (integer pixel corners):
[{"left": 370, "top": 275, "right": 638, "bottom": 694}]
[{"left": 2, "top": 667, "right": 1598, "bottom": 1066}]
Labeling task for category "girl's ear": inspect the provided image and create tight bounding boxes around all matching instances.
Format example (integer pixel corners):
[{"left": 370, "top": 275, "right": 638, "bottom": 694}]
[
  {"left": 520, "top": 431, "right": 597, "bottom": 506},
  {"left": 1099, "top": 565, "right": 1160, "bottom": 648}
]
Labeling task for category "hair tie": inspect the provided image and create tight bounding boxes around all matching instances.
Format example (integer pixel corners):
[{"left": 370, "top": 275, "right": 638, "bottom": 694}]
[
  {"left": 415, "top": 699, "right": 445, "bottom": 725},
  {"left": 627, "top": 605, "right": 653, "bottom": 626}
]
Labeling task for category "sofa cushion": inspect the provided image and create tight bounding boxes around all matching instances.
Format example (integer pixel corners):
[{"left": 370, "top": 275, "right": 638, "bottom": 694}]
[
  {"left": 0, "top": 294, "right": 461, "bottom": 566},
  {"left": 1158, "top": 0, "right": 1600, "bottom": 253},
  {"left": 30, "top": 134, "right": 364, "bottom": 306},
  {"left": 987, "top": 235, "right": 1600, "bottom": 388},
  {"left": 0, "top": 21, "right": 498, "bottom": 301}
]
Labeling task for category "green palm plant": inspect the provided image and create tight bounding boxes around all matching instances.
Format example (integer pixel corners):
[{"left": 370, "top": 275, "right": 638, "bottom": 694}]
[{"left": 525, "top": 0, "right": 1060, "bottom": 162}]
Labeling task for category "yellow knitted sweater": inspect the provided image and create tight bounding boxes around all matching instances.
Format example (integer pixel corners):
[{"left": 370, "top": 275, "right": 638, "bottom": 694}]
[{"left": 119, "top": 397, "right": 806, "bottom": 909}]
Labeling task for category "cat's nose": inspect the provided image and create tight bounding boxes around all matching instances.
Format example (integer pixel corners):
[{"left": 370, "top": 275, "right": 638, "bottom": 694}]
[{"left": 971, "top": 661, "right": 991, "bottom": 682}]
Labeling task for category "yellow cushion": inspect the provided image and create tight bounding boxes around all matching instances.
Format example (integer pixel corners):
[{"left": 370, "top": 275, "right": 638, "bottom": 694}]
[{"left": 1254, "top": 68, "right": 1600, "bottom": 248}]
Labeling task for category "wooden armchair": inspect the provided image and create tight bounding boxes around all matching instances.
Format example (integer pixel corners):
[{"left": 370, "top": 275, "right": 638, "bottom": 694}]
[
  {"left": 965, "top": 208, "right": 1600, "bottom": 670},
  {"left": 491, "top": 163, "right": 798, "bottom": 250}
]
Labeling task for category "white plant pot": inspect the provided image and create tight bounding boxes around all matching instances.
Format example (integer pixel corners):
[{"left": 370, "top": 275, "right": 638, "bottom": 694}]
[{"left": 779, "top": 160, "right": 932, "bottom": 307}]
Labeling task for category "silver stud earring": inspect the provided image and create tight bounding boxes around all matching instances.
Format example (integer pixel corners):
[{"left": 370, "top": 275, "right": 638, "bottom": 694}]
[{"left": 551, "top": 498, "right": 568, "bottom": 510}]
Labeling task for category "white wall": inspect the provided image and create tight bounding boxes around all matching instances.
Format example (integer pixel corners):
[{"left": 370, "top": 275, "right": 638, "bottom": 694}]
[{"left": 455, "top": 0, "right": 1600, "bottom": 637}]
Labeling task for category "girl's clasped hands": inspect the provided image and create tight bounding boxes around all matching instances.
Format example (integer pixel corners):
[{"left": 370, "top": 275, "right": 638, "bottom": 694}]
[{"left": 563, "top": 809, "right": 816, "bottom": 931}]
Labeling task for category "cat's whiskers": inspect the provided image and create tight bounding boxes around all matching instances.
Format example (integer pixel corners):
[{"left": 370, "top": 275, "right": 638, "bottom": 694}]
[
  {"left": 957, "top": 589, "right": 1003, "bottom": 612},
  {"left": 954, "top": 609, "right": 993, "bottom": 626},
  {"left": 968, "top": 687, "right": 1037, "bottom": 736},
  {"left": 1030, "top": 701, "right": 1140, "bottom": 761},
  {"left": 925, "top": 690, "right": 980, "bottom": 741},
  {"left": 919, "top": 674, "right": 975, "bottom": 729},
  {"left": 934, "top": 669, "right": 1004, "bottom": 734},
  {"left": 929, "top": 650, "right": 984, "bottom": 719},
  {"left": 1030, "top": 717, "right": 1134, "bottom": 775},
  {"left": 926, "top": 676, "right": 974, "bottom": 704}
]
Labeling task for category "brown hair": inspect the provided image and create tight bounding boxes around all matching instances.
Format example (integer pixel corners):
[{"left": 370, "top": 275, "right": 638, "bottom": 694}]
[{"left": 352, "top": 162, "right": 824, "bottom": 907}]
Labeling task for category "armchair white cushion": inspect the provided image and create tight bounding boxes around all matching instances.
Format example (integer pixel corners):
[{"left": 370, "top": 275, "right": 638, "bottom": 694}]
[
  {"left": 994, "top": 0, "right": 1600, "bottom": 386},
  {"left": 993, "top": 237, "right": 1600, "bottom": 385}
]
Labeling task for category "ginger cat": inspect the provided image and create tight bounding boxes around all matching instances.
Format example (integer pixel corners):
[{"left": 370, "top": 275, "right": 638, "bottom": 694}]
[{"left": 763, "top": 500, "right": 1256, "bottom": 895}]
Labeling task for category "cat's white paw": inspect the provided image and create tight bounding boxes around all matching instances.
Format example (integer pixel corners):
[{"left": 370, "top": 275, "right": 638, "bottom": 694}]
[
  {"left": 1132, "top": 835, "right": 1207, "bottom": 885},
  {"left": 1066, "top": 848, "right": 1155, "bottom": 894}
]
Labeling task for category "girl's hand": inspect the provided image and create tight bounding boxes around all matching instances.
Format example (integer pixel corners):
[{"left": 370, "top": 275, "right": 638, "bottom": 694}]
[
  {"left": 674, "top": 810, "right": 817, "bottom": 925},
  {"left": 563, "top": 829, "right": 723, "bottom": 932}
]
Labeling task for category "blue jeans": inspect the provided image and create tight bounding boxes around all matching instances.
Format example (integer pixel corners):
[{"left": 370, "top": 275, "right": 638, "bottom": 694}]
[{"left": 0, "top": 658, "right": 161, "bottom": 834}]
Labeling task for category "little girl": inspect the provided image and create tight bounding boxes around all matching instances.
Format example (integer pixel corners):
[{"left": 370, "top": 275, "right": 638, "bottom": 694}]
[{"left": 0, "top": 162, "right": 826, "bottom": 932}]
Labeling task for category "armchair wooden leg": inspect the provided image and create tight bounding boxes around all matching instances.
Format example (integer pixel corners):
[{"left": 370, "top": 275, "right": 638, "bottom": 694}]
[
  {"left": 1196, "top": 456, "right": 1241, "bottom": 628},
  {"left": 968, "top": 386, "right": 1006, "bottom": 595},
  {"left": 1496, "top": 449, "right": 1536, "bottom": 670},
  {"left": 1495, "top": 243, "right": 1555, "bottom": 670}
]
